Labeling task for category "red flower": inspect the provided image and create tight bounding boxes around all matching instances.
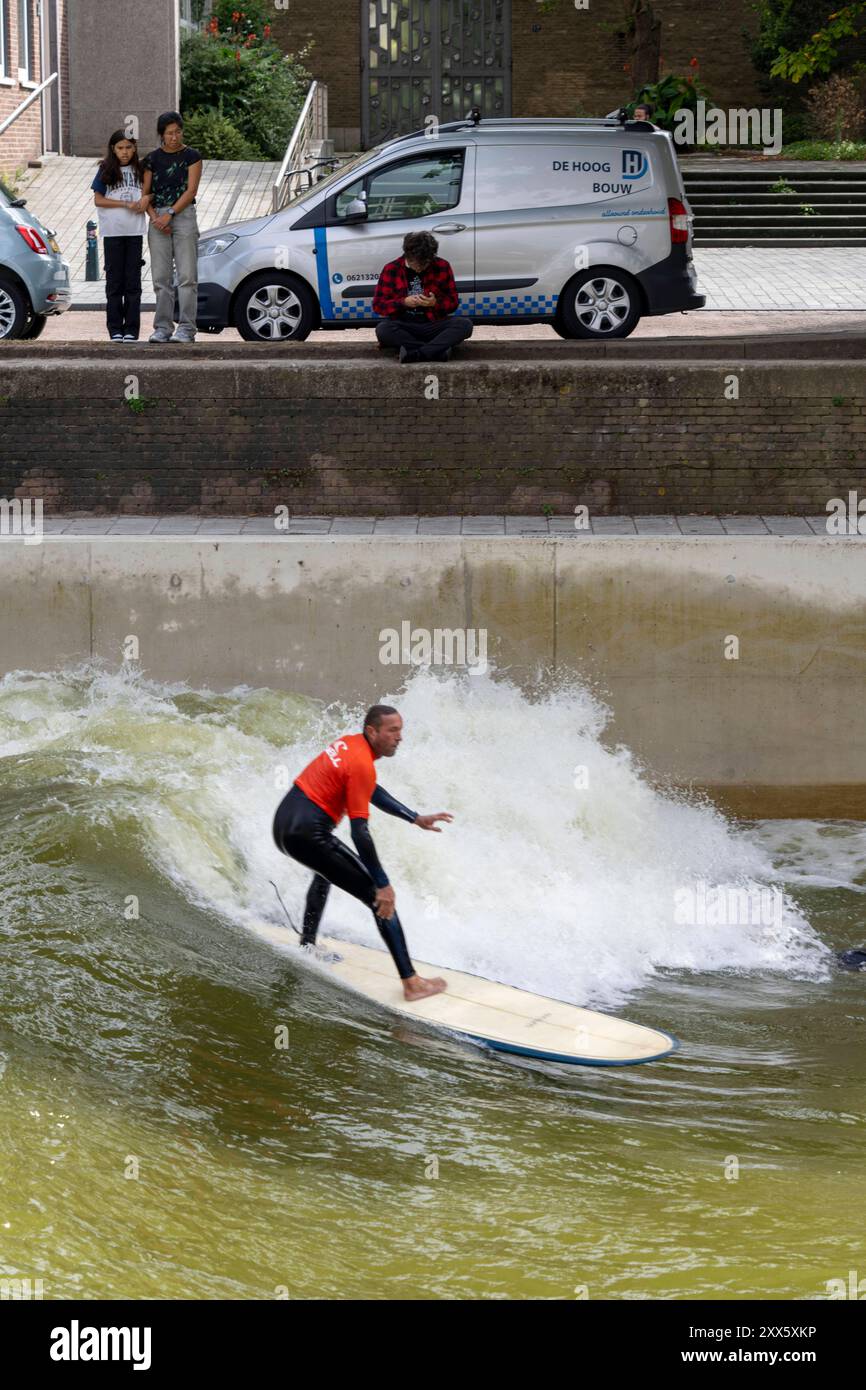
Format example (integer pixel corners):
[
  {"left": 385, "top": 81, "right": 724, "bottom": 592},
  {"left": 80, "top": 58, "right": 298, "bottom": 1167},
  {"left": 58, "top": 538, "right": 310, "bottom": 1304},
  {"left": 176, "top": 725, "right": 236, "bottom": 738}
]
[
  {"left": 264, "top": 23, "right": 272, "bottom": 38},
  {"left": 689, "top": 56, "right": 699, "bottom": 67}
]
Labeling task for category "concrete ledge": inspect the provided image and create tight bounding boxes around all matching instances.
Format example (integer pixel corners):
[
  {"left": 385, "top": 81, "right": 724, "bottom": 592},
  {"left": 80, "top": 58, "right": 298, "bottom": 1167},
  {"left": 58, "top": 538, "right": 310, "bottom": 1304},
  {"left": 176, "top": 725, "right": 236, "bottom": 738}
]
[
  {"left": 2, "top": 329, "right": 866, "bottom": 361},
  {"left": 0, "top": 534, "right": 863, "bottom": 816}
]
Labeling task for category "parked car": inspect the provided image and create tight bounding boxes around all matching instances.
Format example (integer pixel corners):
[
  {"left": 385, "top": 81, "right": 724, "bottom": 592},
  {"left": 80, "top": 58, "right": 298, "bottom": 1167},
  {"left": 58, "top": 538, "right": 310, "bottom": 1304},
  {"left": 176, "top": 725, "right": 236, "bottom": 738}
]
[
  {"left": 194, "top": 114, "right": 705, "bottom": 343},
  {"left": 0, "top": 176, "right": 71, "bottom": 339}
]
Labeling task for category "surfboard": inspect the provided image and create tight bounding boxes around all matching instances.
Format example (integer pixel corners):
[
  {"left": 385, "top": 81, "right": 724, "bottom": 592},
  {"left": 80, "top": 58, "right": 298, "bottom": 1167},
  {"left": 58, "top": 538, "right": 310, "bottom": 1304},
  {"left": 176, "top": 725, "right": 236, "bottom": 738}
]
[{"left": 256, "top": 922, "right": 678, "bottom": 1066}]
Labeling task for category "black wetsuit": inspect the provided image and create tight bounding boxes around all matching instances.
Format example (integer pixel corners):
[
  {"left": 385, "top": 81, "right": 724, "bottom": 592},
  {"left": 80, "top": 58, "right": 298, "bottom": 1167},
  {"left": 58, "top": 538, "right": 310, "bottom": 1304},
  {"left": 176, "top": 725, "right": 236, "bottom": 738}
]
[{"left": 272, "top": 782, "right": 418, "bottom": 979}]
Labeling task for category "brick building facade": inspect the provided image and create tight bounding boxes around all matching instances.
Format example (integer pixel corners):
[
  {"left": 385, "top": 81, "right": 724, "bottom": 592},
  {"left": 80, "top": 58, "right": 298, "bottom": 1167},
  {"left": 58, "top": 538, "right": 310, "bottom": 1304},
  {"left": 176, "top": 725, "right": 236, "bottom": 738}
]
[
  {"left": 0, "top": 0, "right": 69, "bottom": 172},
  {"left": 271, "top": 0, "right": 762, "bottom": 151},
  {"left": 1, "top": 0, "right": 180, "bottom": 174}
]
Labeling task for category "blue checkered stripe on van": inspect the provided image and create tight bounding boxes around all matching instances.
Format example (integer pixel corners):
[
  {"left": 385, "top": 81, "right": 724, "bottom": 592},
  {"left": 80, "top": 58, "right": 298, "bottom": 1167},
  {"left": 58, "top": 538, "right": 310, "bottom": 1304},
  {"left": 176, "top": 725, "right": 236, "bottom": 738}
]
[
  {"left": 329, "top": 300, "right": 379, "bottom": 321},
  {"left": 469, "top": 291, "right": 559, "bottom": 317},
  {"left": 329, "top": 291, "right": 558, "bottom": 322}
]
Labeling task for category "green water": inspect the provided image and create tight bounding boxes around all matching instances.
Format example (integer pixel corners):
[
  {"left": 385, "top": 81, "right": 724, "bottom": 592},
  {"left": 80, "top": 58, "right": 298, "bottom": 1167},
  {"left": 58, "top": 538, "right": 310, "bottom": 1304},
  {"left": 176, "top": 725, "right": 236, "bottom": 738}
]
[{"left": 1, "top": 668, "right": 864, "bottom": 1299}]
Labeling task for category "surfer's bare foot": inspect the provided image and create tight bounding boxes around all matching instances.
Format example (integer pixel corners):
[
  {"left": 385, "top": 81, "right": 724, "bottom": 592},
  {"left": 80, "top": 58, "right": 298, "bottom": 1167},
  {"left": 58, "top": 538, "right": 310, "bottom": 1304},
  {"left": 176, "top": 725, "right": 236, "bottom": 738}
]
[{"left": 403, "top": 974, "right": 447, "bottom": 1001}]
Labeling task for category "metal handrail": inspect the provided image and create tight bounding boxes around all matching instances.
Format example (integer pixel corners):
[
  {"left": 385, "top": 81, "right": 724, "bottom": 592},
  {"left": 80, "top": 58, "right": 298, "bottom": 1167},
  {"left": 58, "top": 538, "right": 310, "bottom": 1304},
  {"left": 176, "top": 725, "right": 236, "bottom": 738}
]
[
  {"left": 0, "top": 72, "right": 58, "bottom": 139},
  {"left": 272, "top": 81, "right": 329, "bottom": 213}
]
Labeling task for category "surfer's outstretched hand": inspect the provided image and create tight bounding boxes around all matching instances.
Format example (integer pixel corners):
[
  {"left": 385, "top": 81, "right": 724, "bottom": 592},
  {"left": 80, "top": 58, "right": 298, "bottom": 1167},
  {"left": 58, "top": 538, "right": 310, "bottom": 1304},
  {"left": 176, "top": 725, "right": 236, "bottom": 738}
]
[{"left": 414, "top": 812, "right": 454, "bottom": 832}]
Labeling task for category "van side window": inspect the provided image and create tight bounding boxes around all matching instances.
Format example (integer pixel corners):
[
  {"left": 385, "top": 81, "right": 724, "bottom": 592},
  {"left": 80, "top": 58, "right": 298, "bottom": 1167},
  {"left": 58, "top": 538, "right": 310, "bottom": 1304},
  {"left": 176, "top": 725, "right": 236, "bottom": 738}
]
[{"left": 335, "top": 151, "right": 464, "bottom": 222}]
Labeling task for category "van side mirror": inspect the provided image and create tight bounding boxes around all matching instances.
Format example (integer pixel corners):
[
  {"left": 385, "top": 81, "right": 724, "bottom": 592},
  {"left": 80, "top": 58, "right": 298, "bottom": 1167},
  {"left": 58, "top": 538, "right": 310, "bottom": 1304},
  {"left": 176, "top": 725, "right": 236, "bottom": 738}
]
[{"left": 343, "top": 198, "right": 368, "bottom": 221}]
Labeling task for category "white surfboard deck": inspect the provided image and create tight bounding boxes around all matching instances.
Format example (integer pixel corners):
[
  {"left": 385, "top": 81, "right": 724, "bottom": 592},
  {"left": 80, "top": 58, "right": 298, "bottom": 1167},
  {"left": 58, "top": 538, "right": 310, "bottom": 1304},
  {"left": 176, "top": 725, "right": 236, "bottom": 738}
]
[{"left": 257, "top": 923, "right": 677, "bottom": 1066}]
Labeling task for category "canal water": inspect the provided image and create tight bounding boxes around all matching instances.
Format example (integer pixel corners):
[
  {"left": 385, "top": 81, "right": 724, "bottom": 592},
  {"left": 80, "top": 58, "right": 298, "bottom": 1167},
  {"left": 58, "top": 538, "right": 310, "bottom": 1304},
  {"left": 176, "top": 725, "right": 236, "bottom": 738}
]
[{"left": 1, "top": 663, "right": 863, "bottom": 1299}]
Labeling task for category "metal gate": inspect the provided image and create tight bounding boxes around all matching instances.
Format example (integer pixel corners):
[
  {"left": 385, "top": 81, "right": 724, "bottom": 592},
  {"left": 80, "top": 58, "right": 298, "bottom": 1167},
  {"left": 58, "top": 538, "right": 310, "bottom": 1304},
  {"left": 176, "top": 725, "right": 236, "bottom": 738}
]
[{"left": 362, "top": 0, "right": 511, "bottom": 147}]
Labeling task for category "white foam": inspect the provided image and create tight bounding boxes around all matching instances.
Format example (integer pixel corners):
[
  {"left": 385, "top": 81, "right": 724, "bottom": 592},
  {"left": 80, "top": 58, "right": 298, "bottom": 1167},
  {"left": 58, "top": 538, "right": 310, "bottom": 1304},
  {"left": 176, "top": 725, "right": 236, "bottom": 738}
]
[{"left": 0, "top": 662, "right": 833, "bottom": 1007}]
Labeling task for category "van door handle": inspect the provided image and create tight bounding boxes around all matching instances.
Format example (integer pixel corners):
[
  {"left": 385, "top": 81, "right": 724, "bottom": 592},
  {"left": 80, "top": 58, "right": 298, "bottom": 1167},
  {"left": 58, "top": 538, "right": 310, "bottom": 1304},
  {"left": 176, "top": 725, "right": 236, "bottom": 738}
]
[{"left": 432, "top": 222, "right": 466, "bottom": 234}]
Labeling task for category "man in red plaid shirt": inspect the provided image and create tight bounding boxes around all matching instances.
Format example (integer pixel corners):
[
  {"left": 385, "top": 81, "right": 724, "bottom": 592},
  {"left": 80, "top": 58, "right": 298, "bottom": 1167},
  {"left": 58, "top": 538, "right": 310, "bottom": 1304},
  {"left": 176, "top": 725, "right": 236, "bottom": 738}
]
[{"left": 373, "top": 230, "right": 473, "bottom": 363}]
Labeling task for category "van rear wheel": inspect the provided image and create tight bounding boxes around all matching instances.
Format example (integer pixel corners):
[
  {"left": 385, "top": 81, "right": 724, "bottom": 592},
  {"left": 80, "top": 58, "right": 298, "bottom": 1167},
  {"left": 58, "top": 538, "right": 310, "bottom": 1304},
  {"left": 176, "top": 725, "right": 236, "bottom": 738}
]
[
  {"left": 558, "top": 268, "right": 641, "bottom": 340},
  {"left": 233, "top": 273, "right": 316, "bottom": 342}
]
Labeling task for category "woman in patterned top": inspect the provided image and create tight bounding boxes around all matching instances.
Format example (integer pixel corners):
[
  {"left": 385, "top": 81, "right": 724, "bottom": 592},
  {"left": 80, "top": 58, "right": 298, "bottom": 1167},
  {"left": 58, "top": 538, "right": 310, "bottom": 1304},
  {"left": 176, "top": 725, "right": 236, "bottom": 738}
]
[{"left": 142, "top": 112, "right": 203, "bottom": 344}]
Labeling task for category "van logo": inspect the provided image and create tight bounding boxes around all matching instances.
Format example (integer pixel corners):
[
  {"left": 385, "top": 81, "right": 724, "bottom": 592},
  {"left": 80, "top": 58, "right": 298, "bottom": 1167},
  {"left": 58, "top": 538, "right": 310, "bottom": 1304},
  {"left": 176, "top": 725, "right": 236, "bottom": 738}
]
[{"left": 622, "top": 150, "right": 648, "bottom": 180}]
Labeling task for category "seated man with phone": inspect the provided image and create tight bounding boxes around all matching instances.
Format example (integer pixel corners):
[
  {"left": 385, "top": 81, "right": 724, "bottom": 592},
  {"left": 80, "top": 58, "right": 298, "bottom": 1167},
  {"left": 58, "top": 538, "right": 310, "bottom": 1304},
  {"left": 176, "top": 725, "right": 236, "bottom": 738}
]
[{"left": 373, "top": 231, "right": 473, "bottom": 363}]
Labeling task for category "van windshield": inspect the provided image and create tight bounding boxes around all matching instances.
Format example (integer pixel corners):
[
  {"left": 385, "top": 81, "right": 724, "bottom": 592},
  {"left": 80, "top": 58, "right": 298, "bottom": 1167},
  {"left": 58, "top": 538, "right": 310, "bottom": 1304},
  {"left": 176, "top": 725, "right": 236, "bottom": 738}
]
[{"left": 278, "top": 147, "right": 381, "bottom": 213}]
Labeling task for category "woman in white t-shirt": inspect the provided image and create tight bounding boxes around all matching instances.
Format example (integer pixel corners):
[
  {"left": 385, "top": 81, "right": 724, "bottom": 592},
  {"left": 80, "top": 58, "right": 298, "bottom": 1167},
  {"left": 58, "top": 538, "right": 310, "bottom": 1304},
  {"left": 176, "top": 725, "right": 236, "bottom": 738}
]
[{"left": 90, "top": 131, "right": 150, "bottom": 342}]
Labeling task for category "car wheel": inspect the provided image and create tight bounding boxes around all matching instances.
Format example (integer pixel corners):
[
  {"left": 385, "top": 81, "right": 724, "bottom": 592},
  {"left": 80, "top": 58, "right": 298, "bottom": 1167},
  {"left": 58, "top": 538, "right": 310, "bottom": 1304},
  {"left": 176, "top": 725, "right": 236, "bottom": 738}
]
[
  {"left": 233, "top": 273, "right": 316, "bottom": 342},
  {"left": 558, "top": 267, "right": 641, "bottom": 340},
  {"left": 0, "top": 277, "right": 30, "bottom": 340},
  {"left": 19, "top": 312, "right": 48, "bottom": 340}
]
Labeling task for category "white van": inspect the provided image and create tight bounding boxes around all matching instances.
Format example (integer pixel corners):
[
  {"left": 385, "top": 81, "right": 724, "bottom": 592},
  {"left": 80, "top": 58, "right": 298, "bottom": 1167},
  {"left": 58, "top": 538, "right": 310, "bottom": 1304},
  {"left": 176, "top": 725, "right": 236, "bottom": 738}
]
[{"left": 195, "top": 115, "right": 705, "bottom": 342}]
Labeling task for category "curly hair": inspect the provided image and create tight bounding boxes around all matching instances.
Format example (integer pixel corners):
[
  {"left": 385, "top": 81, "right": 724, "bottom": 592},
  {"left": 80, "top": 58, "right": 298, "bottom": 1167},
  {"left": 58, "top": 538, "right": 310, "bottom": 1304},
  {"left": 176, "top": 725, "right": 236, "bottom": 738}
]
[{"left": 403, "top": 230, "right": 438, "bottom": 265}]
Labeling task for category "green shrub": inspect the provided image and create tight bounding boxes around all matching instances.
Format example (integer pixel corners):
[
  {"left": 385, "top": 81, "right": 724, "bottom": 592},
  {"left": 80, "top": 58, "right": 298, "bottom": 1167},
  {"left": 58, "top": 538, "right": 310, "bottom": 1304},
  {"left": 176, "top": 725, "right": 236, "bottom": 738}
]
[
  {"left": 746, "top": 0, "right": 865, "bottom": 140},
  {"left": 780, "top": 111, "right": 810, "bottom": 143},
  {"left": 747, "top": 1, "right": 861, "bottom": 91},
  {"left": 805, "top": 72, "right": 865, "bottom": 140},
  {"left": 182, "top": 108, "right": 262, "bottom": 160},
  {"left": 180, "top": 30, "right": 312, "bottom": 160},
  {"left": 780, "top": 138, "right": 866, "bottom": 158},
  {"left": 211, "top": 0, "right": 271, "bottom": 39},
  {"left": 633, "top": 70, "right": 714, "bottom": 139}
]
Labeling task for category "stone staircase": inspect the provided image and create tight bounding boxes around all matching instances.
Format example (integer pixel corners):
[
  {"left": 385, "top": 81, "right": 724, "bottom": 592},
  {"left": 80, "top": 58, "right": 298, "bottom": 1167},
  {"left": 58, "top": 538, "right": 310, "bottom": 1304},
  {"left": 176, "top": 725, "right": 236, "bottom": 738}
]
[{"left": 681, "top": 161, "right": 866, "bottom": 247}]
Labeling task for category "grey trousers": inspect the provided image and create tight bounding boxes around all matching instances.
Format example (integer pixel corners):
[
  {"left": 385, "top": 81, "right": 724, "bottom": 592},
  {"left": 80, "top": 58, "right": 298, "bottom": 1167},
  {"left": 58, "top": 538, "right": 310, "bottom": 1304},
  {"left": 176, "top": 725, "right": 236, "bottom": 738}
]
[{"left": 148, "top": 206, "right": 199, "bottom": 334}]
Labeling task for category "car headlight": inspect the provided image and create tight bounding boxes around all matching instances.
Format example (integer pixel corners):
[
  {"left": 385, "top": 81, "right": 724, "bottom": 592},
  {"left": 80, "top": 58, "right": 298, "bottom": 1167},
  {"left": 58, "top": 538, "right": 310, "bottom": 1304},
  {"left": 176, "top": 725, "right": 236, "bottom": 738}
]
[{"left": 198, "top": 233, "right": 239, "bottom": 259}]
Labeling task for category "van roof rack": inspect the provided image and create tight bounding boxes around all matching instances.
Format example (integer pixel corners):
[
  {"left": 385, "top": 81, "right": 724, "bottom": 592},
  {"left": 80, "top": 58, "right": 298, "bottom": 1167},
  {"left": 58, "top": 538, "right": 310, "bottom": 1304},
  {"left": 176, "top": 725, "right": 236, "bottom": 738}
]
[{"left": 383, "top": 111, "right": 639, "bottom": 146}]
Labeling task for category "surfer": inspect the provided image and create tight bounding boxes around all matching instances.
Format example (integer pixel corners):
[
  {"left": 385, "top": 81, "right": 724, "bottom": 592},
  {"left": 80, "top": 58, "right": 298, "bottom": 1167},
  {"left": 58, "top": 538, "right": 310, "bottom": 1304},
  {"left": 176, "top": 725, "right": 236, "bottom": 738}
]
[{"left": 272, "top": 705, "right": 453, "bottom": 1000}]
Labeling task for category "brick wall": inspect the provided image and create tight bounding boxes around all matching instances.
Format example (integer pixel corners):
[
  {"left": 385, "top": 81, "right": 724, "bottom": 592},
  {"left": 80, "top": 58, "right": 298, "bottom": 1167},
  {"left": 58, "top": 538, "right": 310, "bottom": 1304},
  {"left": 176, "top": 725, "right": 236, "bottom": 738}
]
[
  {"left": 270, "top": 0, "right": 761, "bottom": 147},
  {"left": 512, "top": 0, "right": 761, "bottom": 121},
  {"left": 270, "top": 0, "right": 361, "bottom": 149},
  {"left": 0, "top": 354, "right": 863, "bottom": 517},
  {"left": 0, "top": 0, "right": 69, "bottom": 174}
]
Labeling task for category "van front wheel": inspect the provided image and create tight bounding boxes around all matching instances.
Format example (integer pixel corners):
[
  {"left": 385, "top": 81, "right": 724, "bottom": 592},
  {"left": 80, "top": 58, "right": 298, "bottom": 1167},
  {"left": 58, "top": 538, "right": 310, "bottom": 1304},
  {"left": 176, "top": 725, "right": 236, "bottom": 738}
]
[
  {"left": 233, "top": 273, "right": 316, "bottom": 342},
  {"left": 557, "top": 268, "right": 641, "bottom": 340}
]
